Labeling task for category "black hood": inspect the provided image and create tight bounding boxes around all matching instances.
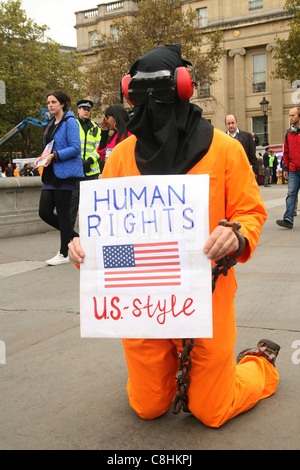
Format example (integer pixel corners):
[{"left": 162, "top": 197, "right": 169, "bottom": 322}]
[{"left": 127, "top": 44, "right": 214, "bottom": 175}]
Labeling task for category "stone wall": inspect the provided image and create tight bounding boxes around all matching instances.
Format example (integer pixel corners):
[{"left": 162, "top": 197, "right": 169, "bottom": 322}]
[{"left": 0, "top": 177, "right": 52, "bottom": 239}]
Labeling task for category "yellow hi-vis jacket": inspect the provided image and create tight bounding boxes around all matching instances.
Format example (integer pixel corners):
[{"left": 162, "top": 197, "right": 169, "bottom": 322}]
[{"left": 78, "top": 119, "right": 101, "bottom": 177}]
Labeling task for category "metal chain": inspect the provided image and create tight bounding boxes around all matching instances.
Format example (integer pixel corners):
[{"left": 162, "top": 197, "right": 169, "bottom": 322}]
[
  {"left": 212, "top": 220, "right": 245, "bottom": 292},
  {"left": 171, "top": 220, "right": 245, "bottom": 415},
  {"left": 171, "top": 338, "right": 194, "bottom": 414}
]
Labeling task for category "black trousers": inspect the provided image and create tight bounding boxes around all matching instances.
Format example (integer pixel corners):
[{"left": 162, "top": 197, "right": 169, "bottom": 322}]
[
  {"left": 39, "top": 189, "right": 76, "bottom": 257},
  {"left": 70, "top": 174, "right": 99, "bottom": 231}
]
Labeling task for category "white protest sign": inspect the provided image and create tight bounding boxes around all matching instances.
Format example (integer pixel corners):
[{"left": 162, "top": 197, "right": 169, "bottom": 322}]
[{"left": 79, "top": 175, "right": 212, "bottom": 339}]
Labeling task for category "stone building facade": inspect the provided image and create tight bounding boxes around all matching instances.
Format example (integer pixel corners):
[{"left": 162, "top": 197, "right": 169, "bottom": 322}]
[{"left": 75, "top": 0, "right": 300, "bottom": 145}]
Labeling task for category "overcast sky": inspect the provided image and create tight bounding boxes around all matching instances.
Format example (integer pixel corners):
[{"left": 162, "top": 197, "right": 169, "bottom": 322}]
[{"left": 11, "top": 0, "right": 102, "bottom": 47}]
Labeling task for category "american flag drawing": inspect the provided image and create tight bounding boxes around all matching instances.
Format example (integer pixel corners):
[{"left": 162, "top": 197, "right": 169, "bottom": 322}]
[{"left": 102, "top": 241, "right": 182, "bottom": 289}]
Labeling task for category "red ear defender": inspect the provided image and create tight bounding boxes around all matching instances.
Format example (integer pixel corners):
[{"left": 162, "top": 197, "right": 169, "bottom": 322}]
[
  {"left": 175, "top": 66, "right": 194, "bottom": 101},
  {"left": 120, "top": 64, "right": 195, "bottom": 104},
  {"left": 120, "top": 74, "right": 135, "bottom": 105}
]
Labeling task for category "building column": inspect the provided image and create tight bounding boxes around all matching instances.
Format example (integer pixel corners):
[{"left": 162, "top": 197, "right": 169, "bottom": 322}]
[
  {"left": 228, "top": 48, "right": 246, "bottom": 129},
  {"left": 267, "top": 43, "right": 284, "bottom": 143}
]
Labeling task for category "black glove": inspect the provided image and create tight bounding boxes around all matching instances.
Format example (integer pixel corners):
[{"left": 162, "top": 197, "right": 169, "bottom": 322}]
[{"left": 83, "top": 157, "right": 94, "bottom": 174}]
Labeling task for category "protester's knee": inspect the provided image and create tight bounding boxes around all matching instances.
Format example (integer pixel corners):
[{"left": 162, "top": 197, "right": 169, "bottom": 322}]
[
  {"left": 134, "top": 406, "right": 166, "bottom": 420},
  {"left": 129, "top": 394, "right": 172, "bottom": 420},
  {"left": 189, "top": 405, "right": 226, "bottom": 428}
]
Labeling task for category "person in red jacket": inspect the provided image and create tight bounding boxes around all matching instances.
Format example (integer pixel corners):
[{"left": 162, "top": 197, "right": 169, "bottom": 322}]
[
  {"left": 276, "top": 106, "right": 300, "bottom": 229},
  {"left": 69, "top": 45, "right": 280, "bottom": 428}
]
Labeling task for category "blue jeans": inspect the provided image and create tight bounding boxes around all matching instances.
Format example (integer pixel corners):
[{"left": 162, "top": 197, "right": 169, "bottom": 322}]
[{"left": 283, "top": 170, "right": 300, "bottom": 223}]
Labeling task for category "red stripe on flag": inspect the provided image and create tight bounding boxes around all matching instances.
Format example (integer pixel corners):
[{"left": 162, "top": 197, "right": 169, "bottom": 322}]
[
  {"left": 103, "top": 241, "right": 182, "bottom": 289},
  {"left": 104, "top": 282, "right": 181, "bottom": 288}
]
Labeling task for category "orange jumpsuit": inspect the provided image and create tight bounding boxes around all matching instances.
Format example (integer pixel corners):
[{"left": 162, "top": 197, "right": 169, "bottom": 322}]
[{"left": 101, "top": 128, "right": 279, "bottom": 427}]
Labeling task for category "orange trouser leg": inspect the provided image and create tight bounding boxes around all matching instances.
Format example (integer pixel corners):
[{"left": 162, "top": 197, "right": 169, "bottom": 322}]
[
  {"left": 122, "top": 281, "right": 279, "bottom": 426},
  {"left": 187, "top": 341, "right": 279, "bottom": 428},
  {"left": 122, "top": 338, "right": 179, "bottom": 419},
  {"left": 187, "top": 280, "right": 279, "bottom": 427},
  {"left": 122, "top": 336, "right": 279, "bottom": 426}
]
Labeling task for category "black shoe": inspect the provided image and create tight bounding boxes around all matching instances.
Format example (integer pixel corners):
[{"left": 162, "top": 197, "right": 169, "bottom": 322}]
[
  {"left": 237, "top": 339, "right": 280, "bottom": 367},
  {"left": 276, "top": 219, "right": 293, "bottom": 229}
]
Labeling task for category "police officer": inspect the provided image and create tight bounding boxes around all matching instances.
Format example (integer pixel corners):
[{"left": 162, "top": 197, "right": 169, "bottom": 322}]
[{"left": 70, "top": 99, "right": 101, "bottom": 231}]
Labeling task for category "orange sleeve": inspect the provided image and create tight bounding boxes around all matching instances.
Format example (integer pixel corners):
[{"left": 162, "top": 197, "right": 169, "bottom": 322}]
[
  {"left": 224, "top": 135, "right": 267, "bottom": 262},
  {"left": 101, "top": 129, "right": 266, "bottom": 264},
  {"left": 101, "top": 135, "right": 139, "bottom": 179},
  {"left": 189, "top": 129, "right": 267, "bottom": 264}
]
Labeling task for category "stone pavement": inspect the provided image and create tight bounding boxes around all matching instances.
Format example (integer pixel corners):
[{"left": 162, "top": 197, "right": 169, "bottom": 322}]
[{"left": 0, "top": 184, "right": 299, "bottom": 451}]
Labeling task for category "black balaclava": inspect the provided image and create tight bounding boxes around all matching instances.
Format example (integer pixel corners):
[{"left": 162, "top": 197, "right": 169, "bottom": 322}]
[{"left": 127, "top": 44, "right": 214, "bottom": 175}]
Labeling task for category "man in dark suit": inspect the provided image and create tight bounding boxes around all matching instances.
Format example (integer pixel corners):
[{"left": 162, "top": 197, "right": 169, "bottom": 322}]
[{"left": 225, "top": 115, "right": 259, "bottom": 176}]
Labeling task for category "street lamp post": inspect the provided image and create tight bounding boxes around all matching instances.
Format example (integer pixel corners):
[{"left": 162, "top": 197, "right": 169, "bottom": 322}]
[{"left": 260, "top": 96, "right": 269, "bottom": 146}]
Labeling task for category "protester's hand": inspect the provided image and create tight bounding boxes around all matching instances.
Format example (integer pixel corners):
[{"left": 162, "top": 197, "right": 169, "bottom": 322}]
[
  {"left": 68, "top": 237, "right": 85, "bottom": 265},
  {"left": 204, "top": 225, "right": 239, "bottom": 261},
  {"left": 34, "top": 156, "right": 43, "bottom": 167},
  {"left": 283, "top": 170, "right": 288, "bottom": 180},
  {"left": 100, "top": 117, "right": 109, "bottom": 130},
  {"left": 43, "top": 153, "right": 55, "bottom": 167},
  {"left": 35, "top": 153, "right": 54, "bottom": 168}
]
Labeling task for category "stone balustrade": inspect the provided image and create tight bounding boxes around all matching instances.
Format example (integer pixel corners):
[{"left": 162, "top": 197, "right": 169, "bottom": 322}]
[{"left": 0, "top": 177, "right": 53, "bottom": 239}]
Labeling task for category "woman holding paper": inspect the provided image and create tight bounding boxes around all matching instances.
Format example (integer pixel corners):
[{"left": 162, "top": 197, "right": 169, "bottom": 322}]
[
  {"left": 68, "top": 45, "right": 280, "bottom": 428},
  {"left": 36, "top": 89, "right": 84, "bottom": 266}
]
